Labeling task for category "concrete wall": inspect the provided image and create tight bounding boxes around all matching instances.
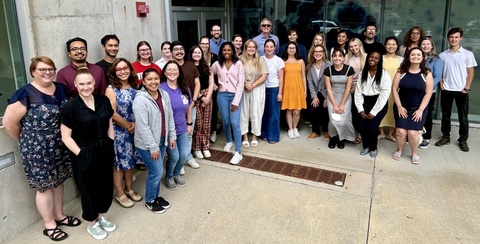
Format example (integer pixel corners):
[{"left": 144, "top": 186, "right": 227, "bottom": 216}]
[{"left": 0, "top": 0, "right": 167, "bottom": 242}]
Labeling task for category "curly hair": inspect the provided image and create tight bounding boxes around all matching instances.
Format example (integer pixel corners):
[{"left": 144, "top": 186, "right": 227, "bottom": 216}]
[{"left": 398, "top": 47, "right": 430, "bottom": 76}]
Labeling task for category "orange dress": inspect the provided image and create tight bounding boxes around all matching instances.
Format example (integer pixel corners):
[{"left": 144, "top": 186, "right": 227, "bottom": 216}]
[{"left": 281, "top": 62, "right": 307, "bottom": 110}]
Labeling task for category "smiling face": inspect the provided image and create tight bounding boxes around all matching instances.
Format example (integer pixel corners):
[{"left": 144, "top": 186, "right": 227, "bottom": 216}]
[
  {"left": 221, "top": 44, "right": 233, "bottom": 60},
  {"left": 163, "top": 63, "right": 180, "bottom": 82},
  {"left": 368, "top": 52, "right": 381, "bottom": 68},
  {"left": 199, "top": 37, "right": 210, "bottom": 53},
  {"left": 246, "top": 41, "right": 257, "bottom": 57},
  {"left": 448, "top": 32, "right": 462, "bottom": 48},
  {"left": 332, "top": 50, "right": 345, "bottom": 65},
  {"left": 115, "top": 61, "right": 130, "bottom": 82},
  {"left": 314, "top": 34, "right": 324, "bottom": 46},
  {"left": 349, "top": 41, "right": 360, "bottom": 55},
  {"left": 313, "top": 46, "right": 325, "bottom": 61},
  {"left": 287, "top": 43, "right": 297, "bottom": 56},
  {"left": 191, "top": 47, "right": 203, "bottom": 62},
  {"left": 409, "top": 49, "right": 423, "bottom": 64},
  {"left": 138, "top": 44, "right": 151, "bottom": 61},
  {"left": 420, "top": 39, "right": 433, "bottom": 54},
  {"left": 264, "top": 41, "right": 275, "bottom": 55},
  {"left": 385, "top": 39, "right": 398, "bottom": 55},
  {"left": 74, "top": 73, "right": 95, "bottom": 98},
  {"left": 233, "top": 36, "right": 243, "bottom": 50},
  {"left": 103, "top": 39, "right": 119, "bottom": 58},
  {"left": 410, "top": 28, "right": 421, "bottom": 42},
  {"left": 162, "top": 44, "right": 171, "bottom": 59},
  {"left": 337, "top": 32, "right": 348, "bottom": 45},
  {"left": 364, "top": 26, "right": 376, "bottom": 40},
  {"left": 211, "top": 25, "right": 222, "bottom": 39},
  {"left": 142, "top": 71, "right": 160, "bottom": 93},
  {"left": 33, "top": 61, "right": 56, "bottom": 85},
  {"left": 288, "top": 31, "right": 298, "bottom": 42},
  {"left": 260, "top": 19, "right": 272, "bottom": 35},
  {"left": 68, "top": 41, "right": 88, "bottom": 64},
  {"left": 172, "top": 45, "right": 185, "bottom": 61}
]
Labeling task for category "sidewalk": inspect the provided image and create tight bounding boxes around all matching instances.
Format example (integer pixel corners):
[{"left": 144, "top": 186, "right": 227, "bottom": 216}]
[{"left": 6, "top": 124, "right": 480, "bottom": 244}]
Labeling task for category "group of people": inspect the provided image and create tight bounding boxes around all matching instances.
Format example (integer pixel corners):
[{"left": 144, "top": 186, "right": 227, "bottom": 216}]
[{"left": 2, "top": 17, "right": 476, "bottom": 241}]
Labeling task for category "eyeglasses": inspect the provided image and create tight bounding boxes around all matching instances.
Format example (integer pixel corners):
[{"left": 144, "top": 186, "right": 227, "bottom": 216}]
[
  {"left": 211, "top": 29, "right": 221, "bottom": 32},
  {"left": 115, "top": 66, "right": 130, "bottom": 72},
  {"left": 173, "top": 47, "right": 184, "bottom": 51},
  {"left": 366, "top": 29, "right": 376, "bottom": 33},
  {"left": 37, "top": 68, "right": 56, "bottom": 74},
  {"left": 70, "top": 47, "right": 86, "bottom": 52},
  {"left": 261, "top": 24, "right": 272, "bottom": 27},
  {"left": 139, "top": 48, "right": 151, "bottom": 53},
  {"left": 411, "top": 32, "right": 421, "bottom": 36}
]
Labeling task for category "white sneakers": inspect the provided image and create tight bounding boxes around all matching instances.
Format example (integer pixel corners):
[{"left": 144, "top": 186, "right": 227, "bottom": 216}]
[
  {"left": 185, "top": 159, "right": 200, "bottom": 169},
  {"left": 210, "top": 133, "right": 217, "bottom": 143},
  {"left": 293, "top": 128, "right": 300, "bottom": 138},
  {"left": 202, "top": 150, "right": 211, "bottom": 158},
  {"left": 287, "top": 130, "right": 295, "bottom": 139},
  {"left": 224, "top": 142, "right": 233, "bottom": 152},
  {"left": 230, "top": 152, "right": 243, "bottom": 165},
  {"left": 193, "top": 150, "right": 211, "bottom": 159},
  {"left": 179, "top": 166, "right": 185, "bottom": 175},
  {"left": 193, "top": 150, "right": 204, "bottom": 159}
]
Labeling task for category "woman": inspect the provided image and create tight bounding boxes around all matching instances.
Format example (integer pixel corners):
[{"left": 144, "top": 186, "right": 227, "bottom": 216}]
[
  {"left": 330, "top": 29, "right": 349, "bottom": 59},
  {"left": 3, "top": 56, "right": 79, "bottom": 241},
  {"left": 324, "top": 48, "right": 356, "bottom": 149},
  {"left": 132, "top": 40, "right": 162, "bottom": 85},
  {"left": 188, "top": 45, "right": 214, "bottom": 158},
  {"left": 355, "top": 51, "right": 392, "bottom": 157},
  {"left": 210, "top": 42, "right": 245, "bottom": 164},
  {"left": 379, "top": 36, "right": 404, "bottom": 141},
  {"left": 398, "top": 26, "right": 426, "bottom": 58},
  {"left": 392, "top": 47, "right": 433, "bottom": 164},
  {"left": 261, "top": 39, "right": 285, "bottom": 144},
  {"left": 199, "top": 36, "right": 218, "bottom": 66},
  {"left": 160, "top": 61, "right": 192, "bottom": 190},
  {"left": 281, "top": 41, "right": 307, "bottom": 139},
  {"left": 155, "top": 41, "right": 172, "bottom": 70},
  {"left": 232, "top": 34, "right": 243, "bottom": 56},
  {"left": 307, "top": 33, "right": 328, "bottom": 63},
  {"left": 306, "top": 44, "right": 331, "bottom": 140},
  {"left": 105, "top": 58, "right": 142, "bottom": 208},
  {"left": 419, "top": 36, "right": 443, "bottom": 149},
  {"left": 133, "top": 68, "right": 176, "bottom": 212},
  {"left": 278, "top": 28, "right": 308, "bottom": 63},
  {"left": 61, "top": 67, "right": 116, "bottom": 240},
  {"left": 240, "top": 39, "right": 269, "bottom": 147},
  {"left": 345, "top": 37, "right": 367, "bottom": 144}
]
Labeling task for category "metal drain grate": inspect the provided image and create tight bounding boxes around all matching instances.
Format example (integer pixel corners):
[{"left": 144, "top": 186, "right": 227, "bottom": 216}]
[{"left": 208, "top": 149, "right": 346, "bottom": 187}]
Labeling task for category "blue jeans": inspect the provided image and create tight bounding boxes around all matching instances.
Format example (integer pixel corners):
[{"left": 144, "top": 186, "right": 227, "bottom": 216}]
[
  {"left": 261, "top": 87, "right": 280, "bottom": 143},
  {"left": 217, "top": 91, "right": 242, "bottom": 152},
  {"left": 136, "top": 144, "right": 167, "bottom": 203},
  {"left": 166, "top": 132, "right": 188, "bottom": 179},
  {"left": 185, "top": 106, "right": 197, "bottom": 161}
]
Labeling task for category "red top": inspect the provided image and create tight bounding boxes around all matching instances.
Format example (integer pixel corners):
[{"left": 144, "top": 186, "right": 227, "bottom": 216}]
[{"left": 131, "top": 61, "right": 162, "bottom": 85}]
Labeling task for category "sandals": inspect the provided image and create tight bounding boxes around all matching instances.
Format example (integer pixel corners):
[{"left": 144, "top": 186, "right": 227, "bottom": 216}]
[
  {"left": 385, "top": 135, "right": 397, "bottom": 142},
  {"left": 411, "top": 155, "right": 421, "bottom": 165},
  {"left": 353, "top": 136, "right": 362, "bottom": 144},
  {"left": 250, "top": 140, "right": 259, "bottom": 147},
  {"left": 125, "top": 189, "right": 143, "bottom": 202},
  {"left": 43, "top": 226, "right": 68, "bottom": 241},
  {"left": 242, "top": 141, "right": 250, "bottom": 147},
  {"left": 55, "top": 216, "right": 81, "bottom": 227},
  {"left": 392, "top": 151, "right": 402, "bottom": 161},
  {"left": 115, "top": 194, "right": 134, "bottom": 208}
]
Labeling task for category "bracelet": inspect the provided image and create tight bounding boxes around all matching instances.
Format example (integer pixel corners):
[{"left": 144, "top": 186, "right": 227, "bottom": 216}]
[
  {"left": 187, "top": 122, "right": 193, "bottom": 126},
  {"left": 464, "top": 88, "right": 471, "bottom": 93}
]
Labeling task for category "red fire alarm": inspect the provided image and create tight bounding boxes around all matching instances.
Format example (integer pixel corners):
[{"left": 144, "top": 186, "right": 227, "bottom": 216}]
[{"left": 136, "top": 2, "right": 149, "bottom": 17}]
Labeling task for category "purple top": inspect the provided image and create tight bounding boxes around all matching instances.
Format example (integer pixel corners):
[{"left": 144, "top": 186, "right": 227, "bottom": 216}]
[
  {"left": 160, "top": 82, "right": 191, "bottom": 135},
  {"left": 56, "top": 62, "right": 107, "bottom": 97}
]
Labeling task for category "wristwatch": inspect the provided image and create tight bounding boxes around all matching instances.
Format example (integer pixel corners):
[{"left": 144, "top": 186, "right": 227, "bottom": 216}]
[{"left": 464, "top": 88, "right": 470, "bottom": 93}]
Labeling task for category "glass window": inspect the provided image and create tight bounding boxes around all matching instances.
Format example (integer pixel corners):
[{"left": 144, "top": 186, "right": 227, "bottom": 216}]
[
  {"left": 0, "top": 0, "right": 26, "bottom": 118},
  {"left": 172, "top": 0, "right": 225, "bottom": 7}
]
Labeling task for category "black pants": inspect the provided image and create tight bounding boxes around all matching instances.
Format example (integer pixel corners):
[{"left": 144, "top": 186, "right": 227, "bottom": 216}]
[
  {"left": 358, "top": 95, "right": 388, "bottom": 151},
  {"left": 71, "top": 139, "right": 114, "bottom": 221},
  {"left": 423, "top": 92, "right": 436, "bottom": 140},
  {"left": 309, "top": 92, "right": 329, "bottom": 134},
  {"left": 440, "top": 90, "right": 469, "bottom": 141}
]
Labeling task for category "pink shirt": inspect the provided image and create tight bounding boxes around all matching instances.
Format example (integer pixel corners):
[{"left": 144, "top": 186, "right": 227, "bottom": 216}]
[{"left": 211, "top": 60, "right": 245, "bottom": 106}]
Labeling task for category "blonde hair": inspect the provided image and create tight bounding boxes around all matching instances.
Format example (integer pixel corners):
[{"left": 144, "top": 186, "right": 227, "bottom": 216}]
[
  {"left": 307, "top": 33, "right": 328, "bottom": 64},
  {"left": 240, "top": 39, "right": 262, "bottom": 72},
  {"left": 345, "top": 37, "right": 367, "bottom": 70},
  {"left": 307, "top": 44, "right": 327, "bottom": 69}
]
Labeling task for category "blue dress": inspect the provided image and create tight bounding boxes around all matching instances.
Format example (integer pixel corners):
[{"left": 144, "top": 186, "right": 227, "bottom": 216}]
[
  {"left": 9, "top": 83, "right": 72, "bottom": 192},
  {"left": 394, "top": 71, "right": 427, "bottom": 130},
  {"left": 111, "top": 86, "right": 140, "bottom": 170}
]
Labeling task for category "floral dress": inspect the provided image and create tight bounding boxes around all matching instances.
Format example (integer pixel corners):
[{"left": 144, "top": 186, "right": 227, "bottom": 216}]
[
  {"left": 10, "top": 83, "right": 72, "bottom": 192},
  {"left": 111, "top": 86, "right": 140, "bottom": 170}
]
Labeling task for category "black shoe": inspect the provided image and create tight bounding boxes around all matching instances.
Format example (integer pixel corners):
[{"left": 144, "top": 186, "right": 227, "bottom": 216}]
[
  {"left": 328, "top": 136, "right": 338, "bottom": 149},
  {"left": 435, "top": 137, "right": 450, "bottom": 147},
  {"left": 459, "top": 141, "right": 469, "bottom": 152},
  {"left": 337, "top": 140, "right": 345, "bottom": 149},
  {"left": 155, "top": 196, "right": 171, "bottom": 209},
  {"left": 135, "top": 164, "right": 147, "bottom": 171},
  {"left": 145, "top": 200, "right": 165, "bottom": 214}
]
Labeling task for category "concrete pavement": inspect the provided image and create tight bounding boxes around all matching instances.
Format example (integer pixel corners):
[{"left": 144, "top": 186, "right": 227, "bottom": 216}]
[{"left": 5, "top": 123, "right": 480, "bottom": 244}]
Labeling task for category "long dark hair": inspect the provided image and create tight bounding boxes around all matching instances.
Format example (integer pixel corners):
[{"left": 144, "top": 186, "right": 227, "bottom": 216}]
[
  {"left": 160, "top": 60, "right": 191, "bottom": 100},
  {"left": 138, "top": 68, "right": 160, "bottom": 90},
  {"left": 398, "top": 47, "right": 430, "bottom": 75},
  {"left": 188, "top": 45, "right": 210, "bottom": 76},
  {"left": 282, "top": 41, "right": 301, "bottom": 61},
  {"left": 361, "top": 51, "right": 384, "bottom": 86},
  {"left": 217, "top": 42, "right": 239, "bottom": 67},
  {"left": 108, "top": 58, "right": 138, "bottom": 89}
]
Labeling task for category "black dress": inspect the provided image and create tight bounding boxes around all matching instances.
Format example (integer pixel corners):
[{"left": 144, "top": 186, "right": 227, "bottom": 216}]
[{"left": 394, "top": 71, "right": 427, "bottom": 130}]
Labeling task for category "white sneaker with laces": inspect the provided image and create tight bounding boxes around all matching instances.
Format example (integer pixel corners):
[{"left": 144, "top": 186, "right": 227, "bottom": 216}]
[
  {"left": 202, "top": 150, "right": 211, "bottom": 158},
  {"left": 185, "top": 159, "right": 200, "bottom": 169},
  {"left": 287, "top": 130, "right": 295, "bottom": 139},
  {"left": 193, "top": 150, "right": 204, "bottom": 159},
  {"left": 229, "top": 152, "right": 243, "bottom": 165},
  {"left": 87, "top": 221, "right": 107, "bottom": 240},
  {"left": 99, "top": 216, "right": 116, "bottom": 232},
  {"left": 293, "top": 128, "right": 300, "bottom": 138},
  {"left": 223, "top": 142, "right": 233, "bottom": 152}
]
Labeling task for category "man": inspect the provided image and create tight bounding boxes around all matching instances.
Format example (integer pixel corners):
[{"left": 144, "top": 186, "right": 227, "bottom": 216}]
[
  {"left": 253, "top": 18, "right": 279, "bottom": 56},
  {"left": 209, "top": 25, "right": 226, "bottom": 56},
  {"left": 96, "top": 34, "right": 120, "bottom": 78},
  {"left": 362, "top": 24, "right": 386, "bottom": 55},
  {"left": 436, "top": 27, "right": 477, "bottom": 152},
  {"left": 171, "top": 41, "right": 201, "bottom": 168},
  {"left": 278, "top": 28, "right": 307, "bottom": 63},
  {"left": 57, "top": 37, "right": 107, "bottom": 97}
]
